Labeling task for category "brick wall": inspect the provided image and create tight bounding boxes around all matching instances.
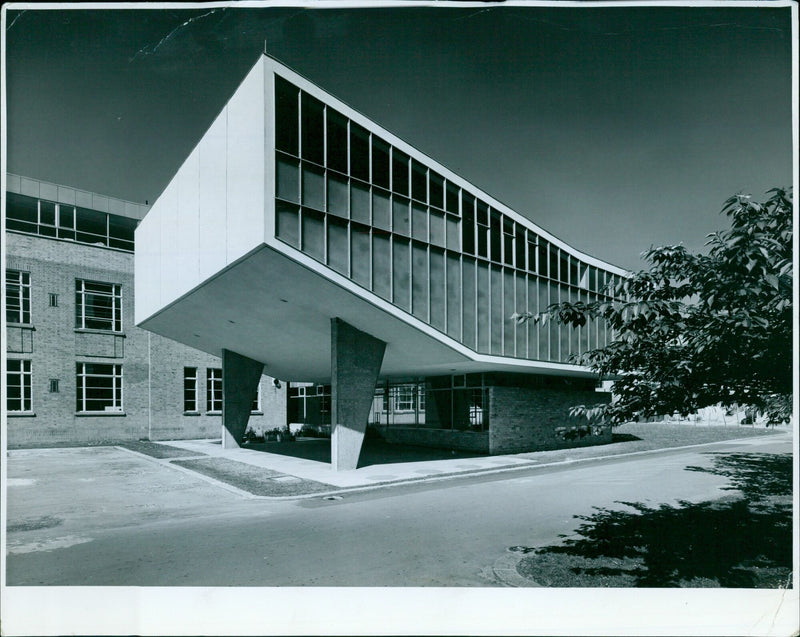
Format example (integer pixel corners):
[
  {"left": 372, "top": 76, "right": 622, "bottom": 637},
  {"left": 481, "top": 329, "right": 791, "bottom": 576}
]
[
  {"left": 5, "top": 231, "right": 287, "bottom": 448},
  {"left": 378, "top": 426, "right": 490, "bottom": 453},
  {"left": 489, "top": 384, "right": 612, "bottom": 454}
]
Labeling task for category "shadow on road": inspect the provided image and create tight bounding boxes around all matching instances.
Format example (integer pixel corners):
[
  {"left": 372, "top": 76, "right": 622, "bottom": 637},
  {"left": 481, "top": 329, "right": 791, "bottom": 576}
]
[
  {"left": 517, "top": 452, "right": 793, "bottom": 587},
  {"left": 242, "top": 436, "right": 486, "bottom": 468}
]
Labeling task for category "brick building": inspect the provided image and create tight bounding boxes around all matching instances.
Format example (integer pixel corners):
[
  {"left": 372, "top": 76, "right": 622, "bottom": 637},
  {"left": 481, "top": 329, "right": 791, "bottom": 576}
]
[
  {"left": 136, "top": 55, "right": 624, "bottom": 470},
  {"left": 4, "top": 173, "right": 286, "bottom": 448}
]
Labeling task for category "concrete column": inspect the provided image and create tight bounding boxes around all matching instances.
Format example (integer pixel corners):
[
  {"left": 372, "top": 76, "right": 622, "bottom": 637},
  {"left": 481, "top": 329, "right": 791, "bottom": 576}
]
[
  {"left": 331, "top": 318, "right": 386, "bottom": 470},
  {"left": 222, "top": 349, "right": 264, "bottom": 449}
]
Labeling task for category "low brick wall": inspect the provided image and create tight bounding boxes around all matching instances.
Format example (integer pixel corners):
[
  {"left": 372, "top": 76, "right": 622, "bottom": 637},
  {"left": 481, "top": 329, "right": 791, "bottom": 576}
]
[
  {"left": 378, "top": 426, "right": 490, "bottom": 453},
  {"left": 489, "top": 385, "right": 612, "bottom": 454}
]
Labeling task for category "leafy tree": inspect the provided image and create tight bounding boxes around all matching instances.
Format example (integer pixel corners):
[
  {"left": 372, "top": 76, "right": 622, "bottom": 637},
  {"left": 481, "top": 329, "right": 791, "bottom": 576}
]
[{"left": 513, "top": 188, "right": 793, "bottom": 425}]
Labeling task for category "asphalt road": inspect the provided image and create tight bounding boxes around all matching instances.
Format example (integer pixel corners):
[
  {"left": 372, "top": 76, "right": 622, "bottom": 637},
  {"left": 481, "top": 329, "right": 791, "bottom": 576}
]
[{"left": 5, "top": 433, "right": 791, "bottom": 586}]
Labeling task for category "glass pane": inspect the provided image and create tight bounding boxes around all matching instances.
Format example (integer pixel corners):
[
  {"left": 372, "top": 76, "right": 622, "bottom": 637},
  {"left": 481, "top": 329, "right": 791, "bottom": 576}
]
[
  {"left": 372, "top": 138, "right": 390, "bottom": 189},
  {"left": 490, "top": 265, "right": 503, "bottom": 355},
  {"left": 275, "top": 76, "right": 299, "bottom": 155},
  {"left": 503, "top": 269, "right": 515, "bottom": 355},
  {"left": 549, "top": 283, "right": 562, "bottom": 361},
  {"left": 446, "top": 253, "right": 461, "bottom": 340},
  {"left": 538, "top": 279, "right": 549, "bottom": 359},
  {"left": 6, "top": 193, "right": 38, "bottom": 233},
  {"left": 462, "top": 257, "right": 476, "bottom": 350},
  {"left": 580, "top": 290, "right": 589, "bottom": 354},
  {"left": 527, "top": 275, "right": 539, "bottom": 359},
  {"left": 476, "top": 262, "right": 490, "bottom": 353},
  {"left": 446, "top": 214, "right": 460, "bottom": 252},
  {"left": 39, "top": 202, "right": 59, "bottom": 237},
  {"left": 430, "top": 209, "right": 445, "bottom": 248},
  {"left": 109, "top": 215, "right": 137, "bottom": 250},
  {"left": 516, "top": 226, "right": 526, "bottom": 270},
  {"left": 276, "top": 154, "right": 300, "bottom": 203},
  {"left": 327, "top": 216, "right": 349, "bottom": 275},
  {"left": 569, "top": 287, "right": 579, "bottom": 357},
  {"left": 301, "top": 208, "right": 325, "bottom": 261},
  {"left": 327, "top": 109, "right": 348, "bottom": 173},
  {"left": 411, "top": 160, "right": 427, "bottom": 203},
  {"left": 503, "top": 217, "right": 514, "bottom": 266},
  {"left": 549, "top": 245, "right": 560, "bottom": 281},
  {"left": 276, "top": 201, "right": 300, "bottom": 247},
  {"left": 538, "top": 241, "right": 549, "bottom": 277},
  {"left": 372, "top": 187, "right": 390, "bottom": 231},
  {"left": 429, "top": 172, "right": 444, "bottom": 209},
  {"left": 392, "top": 149, "right": 409, "bottom": 196},
  {"left": 445, "top": 183, "right": 459, "bottom": 215},
  {"left": 411, "top": 241, "right": 428, "bottom": 321},
  {"left": 302, "top": 163, "right": 325, "bottom": 211},
  {"left": 350, "top": 180, "right": 370, "bottom": 225},
  {"left": 372, "top": 230, "right": 391, "bottom": 300},
  {"left": 462, "top": 193, "right": 475, "bottom": 255},
  {"left": 327, "top": 172, "right": 348, "bottom": 218},
  {"left": 301, "top": 92, "right": 324, "bottom": 165},
  {"left": 350, "top": 123, "right": 370, "bottom": 182},
  {"left": 351, "top": 223, "right": 371, "bottom": 288},
  {"left": 515, "top": 273, "right": 527, "bottom": 357},
  {"left": 392, "top": 196, "right": 410, "bottom": 236},
  {"left": 560, "top": 252, "right": 570, "bottom": 285},
  {"left": 392, "top": 237, "right": 410, "bottom": 311},
  {"left": 489, "top": 210, "right": 501, "bottom": 263},
  {"left": 411, "top": 203, "right": 427, "bottom": 242},
  {"left": 476, "top": 222, "right": 488, "bottom": 259},
  {"left": 76, "top": 207, "right": 107, "bottom": 245},
  {"left": 429, "top": 248, "right": 445, "bottom": 331}
]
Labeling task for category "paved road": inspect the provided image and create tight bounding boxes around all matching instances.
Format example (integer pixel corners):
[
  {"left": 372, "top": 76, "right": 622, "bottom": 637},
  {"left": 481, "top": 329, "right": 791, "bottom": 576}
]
[{"left": 5, "top": 433, "right": 791, "bottom": 586}]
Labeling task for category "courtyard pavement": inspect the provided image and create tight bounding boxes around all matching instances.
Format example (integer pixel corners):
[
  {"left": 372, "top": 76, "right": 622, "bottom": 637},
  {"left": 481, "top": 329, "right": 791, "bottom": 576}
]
[{"left": 120, "top": 423, "right": 785, "bottom": 496}]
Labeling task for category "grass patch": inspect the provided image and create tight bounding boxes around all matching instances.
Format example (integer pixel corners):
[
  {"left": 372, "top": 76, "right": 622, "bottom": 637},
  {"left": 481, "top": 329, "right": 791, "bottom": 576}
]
[
  {"left": 171, "top": 457, "right": 333, "bottom": 497},
  {"left": 118, "top": 441, "right": 203, "bottom": 459},
  {"left": 516, "top": 452, "right": 793, "bottom": 588},
  {"left": 516, "top": 423, "right": 781, "bottom": 466}
]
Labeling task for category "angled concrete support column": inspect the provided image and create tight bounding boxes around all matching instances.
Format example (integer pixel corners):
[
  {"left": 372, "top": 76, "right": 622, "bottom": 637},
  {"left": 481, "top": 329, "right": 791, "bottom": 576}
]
[
  {"left": 222, "top": 349, "right": 264, "bottom": 449},
  {"left": 331, "top": 318, "right": 386, "bottom": 471}
]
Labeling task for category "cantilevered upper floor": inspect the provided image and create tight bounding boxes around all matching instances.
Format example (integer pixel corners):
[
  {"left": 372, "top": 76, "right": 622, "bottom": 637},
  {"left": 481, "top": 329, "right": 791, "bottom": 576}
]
[{"left": 135, "top": 54, "right": 627, "bottom": 383}]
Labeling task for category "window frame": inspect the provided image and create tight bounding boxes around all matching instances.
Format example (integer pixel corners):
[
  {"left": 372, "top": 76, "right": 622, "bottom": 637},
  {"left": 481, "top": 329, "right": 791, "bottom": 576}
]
[
  {"left": 7, "top": 359, "right": 33, "bottom": 413},
  {"left": 183, "top": 367, "right": 199, "bottom": 413},
  {"left": 206, "top": 368, "right": 223, "bottom": 413},
  {"left": 75, "top": 279, "right": 122, "bottom": 332},
  {"left": 75, "top": 362, "right": 123, "bottom": 414},
  {"left": 5, "top": 269, "right": 31, "bottom": 325}
]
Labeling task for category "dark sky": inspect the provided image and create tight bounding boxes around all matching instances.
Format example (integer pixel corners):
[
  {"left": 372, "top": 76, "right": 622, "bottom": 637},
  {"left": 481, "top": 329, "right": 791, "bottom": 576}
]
[{"left": 4, "top": 3, "right": 793, "bottom": 270}]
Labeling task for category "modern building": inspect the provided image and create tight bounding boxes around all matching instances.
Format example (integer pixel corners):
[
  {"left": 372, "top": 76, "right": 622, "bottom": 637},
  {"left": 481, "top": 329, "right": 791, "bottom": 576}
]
[
  {"left": 135, "top": 54, "right": 628, "bottom": 470},
  {"left": 3, "top": 173, "right": 286, "bottom": 448}
]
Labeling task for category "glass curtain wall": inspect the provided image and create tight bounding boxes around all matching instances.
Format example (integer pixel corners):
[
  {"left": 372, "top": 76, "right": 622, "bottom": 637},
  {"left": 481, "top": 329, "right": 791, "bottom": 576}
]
[
  {"left": 369, "top": 375, "right": 488, "bottom": 433},
  {"left": 273, "top": 74, "right": 620, "bottom": 365}
]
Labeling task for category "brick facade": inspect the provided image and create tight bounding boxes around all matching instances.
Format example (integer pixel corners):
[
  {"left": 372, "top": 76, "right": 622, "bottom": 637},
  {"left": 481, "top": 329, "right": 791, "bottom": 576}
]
[
  {"left": 5, "top": 231, "right": 286, "bottom": 448},
  {"left": 489, "top": 384, "right": 612, "bottom": 454}
]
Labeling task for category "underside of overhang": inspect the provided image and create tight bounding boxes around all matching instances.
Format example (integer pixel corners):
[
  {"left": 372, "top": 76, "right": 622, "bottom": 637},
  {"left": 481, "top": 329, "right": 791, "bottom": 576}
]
[{"left": 138, "top": 243, "right": 595, "bottom": 383}]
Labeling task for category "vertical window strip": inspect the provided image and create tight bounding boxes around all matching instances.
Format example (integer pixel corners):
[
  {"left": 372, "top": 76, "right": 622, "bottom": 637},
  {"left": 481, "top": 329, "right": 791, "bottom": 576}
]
[
  {"left": 184, "top": 367, "right": 198, "bottom": 412},
  {"left": 6, "top": 359, "right": 32, "bottom": 412},
  {"left": 207, "top": 368, "right": 223, "bottom": 412},
  {"left": 5, "top": 270, "right": 31, "bottom": 324}
]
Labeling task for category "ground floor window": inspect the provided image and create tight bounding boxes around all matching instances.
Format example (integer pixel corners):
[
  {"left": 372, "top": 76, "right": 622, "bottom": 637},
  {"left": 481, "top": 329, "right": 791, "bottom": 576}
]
[
  {"left": 7, "top": 359, "right": 32, "bottom": 412},
  {"left": 183, "top": 367, "right": 198, "bottom": 412},
  {"left": 206, "top": 368, "right": 222, "bottom": 412},
  {"left": 76, "top": 363, "right": 122, "bottom": 413},
  {"left": 371, "top": 376, "right": 488, "bottom": 432}
]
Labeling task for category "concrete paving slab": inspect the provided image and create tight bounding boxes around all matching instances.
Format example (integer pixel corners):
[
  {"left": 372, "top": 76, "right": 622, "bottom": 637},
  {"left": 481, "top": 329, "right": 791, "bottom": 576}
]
[{"left": 154, "top": 438, "right": 535, "bottom": 488}]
